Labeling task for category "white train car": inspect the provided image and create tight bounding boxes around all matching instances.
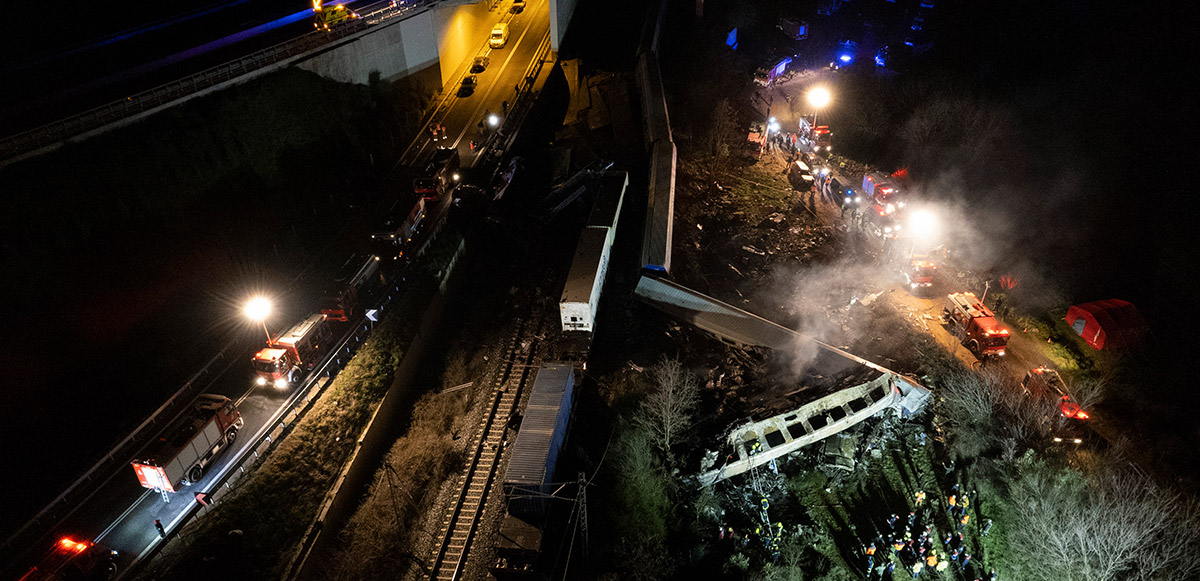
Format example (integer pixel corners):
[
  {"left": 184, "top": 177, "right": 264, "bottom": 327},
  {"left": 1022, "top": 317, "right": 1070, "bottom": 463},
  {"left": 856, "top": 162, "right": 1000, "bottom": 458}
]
[{"left": 559, "top": 172, "right": 628, "bottom": 333}]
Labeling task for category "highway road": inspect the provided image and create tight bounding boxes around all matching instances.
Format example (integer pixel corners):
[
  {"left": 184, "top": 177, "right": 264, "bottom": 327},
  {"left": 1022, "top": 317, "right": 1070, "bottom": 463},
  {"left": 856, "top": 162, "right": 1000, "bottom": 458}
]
[
  {"left": 4, "top": 1, "right": 553, "bottom": 576},
  {"left": 400, "top": 0, "right": 552, "bottom": 172}
]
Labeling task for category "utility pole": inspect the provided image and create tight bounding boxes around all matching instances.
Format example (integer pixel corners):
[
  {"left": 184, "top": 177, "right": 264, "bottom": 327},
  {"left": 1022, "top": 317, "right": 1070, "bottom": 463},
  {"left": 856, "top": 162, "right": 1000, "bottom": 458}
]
[{"left": 578, "top": 472, "right": 589, "bottom": 560}]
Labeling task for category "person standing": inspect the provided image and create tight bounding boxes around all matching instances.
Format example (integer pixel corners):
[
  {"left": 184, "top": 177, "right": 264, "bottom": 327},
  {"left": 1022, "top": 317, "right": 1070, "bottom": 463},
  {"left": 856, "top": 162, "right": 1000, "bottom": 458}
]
[{"left": 154, "top": 519, "right": 166, "bottom": 538}]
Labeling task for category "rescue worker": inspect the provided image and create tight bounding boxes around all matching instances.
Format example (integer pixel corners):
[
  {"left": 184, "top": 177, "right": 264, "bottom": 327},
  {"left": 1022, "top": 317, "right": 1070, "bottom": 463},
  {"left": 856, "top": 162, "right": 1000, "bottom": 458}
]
[
  {"left": 959, "top": 514, "right": 970, "bottom": 531},
  {"left": 926, "top": 552, "right": 938, "bottom": 568},
  {"left": 915, "top": 490, "right": 926, "bottom": 506},
  {"left": 948, "top": 494, "right": 957, "bottom": 514}
]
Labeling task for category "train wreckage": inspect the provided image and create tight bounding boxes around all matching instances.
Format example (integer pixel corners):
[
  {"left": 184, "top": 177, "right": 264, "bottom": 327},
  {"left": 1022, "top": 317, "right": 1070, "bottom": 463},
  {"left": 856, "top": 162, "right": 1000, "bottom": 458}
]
[{"left": 633, "top": 276, "right": 931, "bottom": 486}]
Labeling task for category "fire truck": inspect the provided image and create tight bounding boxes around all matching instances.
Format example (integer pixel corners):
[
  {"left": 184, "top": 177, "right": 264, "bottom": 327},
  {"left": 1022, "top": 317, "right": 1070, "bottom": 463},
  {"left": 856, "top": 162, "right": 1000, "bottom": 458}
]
[
  {"left": 1022, "top": 367, "right": 1090, "bottom": 444},
  {"left": 812, "top": 125, "right": 832, "bottom": 154},
  {"left": 17, "top": 537, "right": 118, "bottom": 581},
  {"left": 131, "top": 394, "right": 243, "bottom": 498},
  {"left": 320, "top": 254, "right": 384, "bottom": 322},
  {"left": 941, "top": 292, "right": 1010, "bottom": 360},
  {"left": 414, "top": 148, "right": 460, "bottom": 199},
  {"left": 861, "top": 172, "right": 903, "bottom": 216},
  {"left": 905, "top": 255, "right": 937, "bottom": 290},
  {"left": 252, "top": 314, "right": 333, "bottom": 388},
  {"left": 371, "top": 197, "right": 426, "bottom": 261}
]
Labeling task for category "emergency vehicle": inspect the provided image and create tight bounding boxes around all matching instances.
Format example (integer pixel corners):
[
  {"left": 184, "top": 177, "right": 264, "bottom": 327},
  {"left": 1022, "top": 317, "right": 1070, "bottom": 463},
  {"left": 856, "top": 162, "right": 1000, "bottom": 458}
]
[
  {"left": 941, "top": 292, "right": 1010, "bottom": 360},
  {"left": 251, "top": 314, "right": 333, "bottom": 388}
]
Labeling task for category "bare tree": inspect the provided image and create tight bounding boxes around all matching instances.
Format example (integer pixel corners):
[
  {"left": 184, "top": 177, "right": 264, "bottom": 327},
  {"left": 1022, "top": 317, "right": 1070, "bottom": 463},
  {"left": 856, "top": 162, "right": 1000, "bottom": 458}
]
[
  {"left": 936, "top": 367, "right": 1059, "bottom": 460},
  {"left": 1004, "top": 458, "right": 1200, "bottom": 581},
  {"left": 635, "top": 357, "right": 701, "bottom": 456},
  {"left": 700, "top": 98, "right": 737, "bottom": 166}
]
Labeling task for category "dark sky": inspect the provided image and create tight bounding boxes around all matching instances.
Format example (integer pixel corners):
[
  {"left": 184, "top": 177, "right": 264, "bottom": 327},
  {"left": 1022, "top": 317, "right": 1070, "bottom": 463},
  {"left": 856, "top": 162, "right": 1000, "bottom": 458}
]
[{"left": 915, "top": 1, "right": 1196, "bottom": 335}]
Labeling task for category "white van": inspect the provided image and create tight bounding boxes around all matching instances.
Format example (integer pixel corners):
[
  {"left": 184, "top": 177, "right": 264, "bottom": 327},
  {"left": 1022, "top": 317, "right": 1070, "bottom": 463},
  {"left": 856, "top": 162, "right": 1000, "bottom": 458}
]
[{"left": 489, "top": 23, "right": 509, "bottom": 49}]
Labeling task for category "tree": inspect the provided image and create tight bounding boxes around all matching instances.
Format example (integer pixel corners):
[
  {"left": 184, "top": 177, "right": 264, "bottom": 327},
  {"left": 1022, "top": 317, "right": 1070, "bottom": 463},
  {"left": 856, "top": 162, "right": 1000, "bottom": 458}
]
[
  {"left": 1002, "top": 456, "right": 1200, "bottom": 581},
  {"left": 635, "top": 357, "right": 701, "bottom": 457},
  {"left": 700, "top": 98, "right": 738, "bottom": 168},
  {"left": 936, "top": 367, "right": 1058, "bottom": 461}
]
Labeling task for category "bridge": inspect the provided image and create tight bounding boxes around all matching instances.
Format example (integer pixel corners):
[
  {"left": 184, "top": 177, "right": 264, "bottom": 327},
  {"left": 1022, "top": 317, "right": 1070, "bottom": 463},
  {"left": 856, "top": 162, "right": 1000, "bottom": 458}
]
[{"left": 0, "top": 0, "right": 580, "bottom": 165}]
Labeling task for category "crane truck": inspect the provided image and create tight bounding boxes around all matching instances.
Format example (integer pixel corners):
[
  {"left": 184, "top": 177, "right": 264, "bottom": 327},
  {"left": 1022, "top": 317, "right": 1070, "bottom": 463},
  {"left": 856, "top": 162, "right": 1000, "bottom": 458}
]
[
  {"left": 941, "top": 291, "right": 1010, "bottom": 361},
  {"left": 131, "top": 394, "right": 243, "bottom": 500},
  {"left": 252, "top": 313, "right": 333, "bottom": 388}
]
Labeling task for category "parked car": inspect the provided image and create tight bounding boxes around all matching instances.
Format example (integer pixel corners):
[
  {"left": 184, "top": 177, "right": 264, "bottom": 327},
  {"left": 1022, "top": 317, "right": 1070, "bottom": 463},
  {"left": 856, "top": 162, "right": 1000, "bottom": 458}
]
[{"left": 470, "top": 56, "right": 490, "bottom": 74}]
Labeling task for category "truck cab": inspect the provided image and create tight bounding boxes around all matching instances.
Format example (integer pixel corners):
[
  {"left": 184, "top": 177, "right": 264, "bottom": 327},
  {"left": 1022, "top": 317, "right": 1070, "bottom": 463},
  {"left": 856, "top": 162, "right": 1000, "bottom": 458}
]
[{"left": 942, "top": 292, "right": 1009, "bottom": 360}]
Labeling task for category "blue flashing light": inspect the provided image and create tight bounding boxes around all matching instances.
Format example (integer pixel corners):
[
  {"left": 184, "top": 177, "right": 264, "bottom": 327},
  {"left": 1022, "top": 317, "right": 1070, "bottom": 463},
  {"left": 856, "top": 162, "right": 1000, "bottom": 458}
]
[
  {"left": 839, "top": 54, "right": 853, "bottom": 63},
  {"left": 875, "top": 54, "right": 886, "bottom": 67}
]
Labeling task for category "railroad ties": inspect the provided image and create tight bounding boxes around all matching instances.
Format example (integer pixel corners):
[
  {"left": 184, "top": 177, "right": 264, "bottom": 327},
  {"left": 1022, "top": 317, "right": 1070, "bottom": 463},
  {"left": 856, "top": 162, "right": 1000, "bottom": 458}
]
[{"left": 430, "top": 311, "right": 544, "bottom": 581}]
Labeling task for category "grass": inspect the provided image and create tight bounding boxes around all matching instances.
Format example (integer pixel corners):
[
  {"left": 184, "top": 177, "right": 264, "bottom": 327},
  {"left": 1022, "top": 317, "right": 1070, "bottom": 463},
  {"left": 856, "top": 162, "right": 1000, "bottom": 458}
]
[
  {"left": 138, "top": 233, "right": 464, "bottom": 579},
  {"left": 143, "top": 313, "right": 408, "bottom": 579}
]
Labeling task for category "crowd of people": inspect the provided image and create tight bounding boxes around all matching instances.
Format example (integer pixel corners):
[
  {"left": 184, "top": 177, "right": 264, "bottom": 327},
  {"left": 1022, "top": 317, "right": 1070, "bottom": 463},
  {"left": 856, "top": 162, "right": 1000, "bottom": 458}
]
[{"left": 861, "top": 480, "right": 999, "bottom": 580}]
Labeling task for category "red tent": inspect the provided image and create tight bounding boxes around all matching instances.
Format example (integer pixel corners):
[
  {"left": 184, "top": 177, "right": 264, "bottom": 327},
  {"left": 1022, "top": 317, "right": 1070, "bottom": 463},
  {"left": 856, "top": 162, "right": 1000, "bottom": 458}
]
[{"left": 1065, "top": 299, "right": 1147, "bottom": 350}]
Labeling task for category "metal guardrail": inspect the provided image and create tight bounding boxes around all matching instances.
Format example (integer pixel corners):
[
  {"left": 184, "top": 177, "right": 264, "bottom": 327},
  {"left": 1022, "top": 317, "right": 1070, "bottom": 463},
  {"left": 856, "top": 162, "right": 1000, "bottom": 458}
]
[
  {"left": 131, "top": 196, "right": 453, "bottom": 576},
  {"left": 0, "top": 338, "right": 242, "bottom": 565},
  {"left": 0, "top": 0, "right": 432, "bottom": 163}
]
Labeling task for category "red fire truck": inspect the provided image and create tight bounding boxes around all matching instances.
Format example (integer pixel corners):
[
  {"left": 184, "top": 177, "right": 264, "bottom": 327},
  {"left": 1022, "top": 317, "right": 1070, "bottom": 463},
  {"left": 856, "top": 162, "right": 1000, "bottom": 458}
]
[
  {"left": 942, "top": 292, "right": 1010, "bottom": 360},
  {"left": 1023, "top": 366, "right": 1090, "bottom": 444},
  {"left": 320, "top": 254, "right": 384, "bottom": 322},
  {"left": 252, "top": 314, "right": 333, "bottom": 388},
  {"left": 131, "top": 394, "right": 243, "bottom": 498},
  {"left": 861, "top": 171, "right": 903, "bottom": 216},
  {"left": 413, "top": 147, "right": 460, "bottom": 199},
  {"left": 18, "top": 537, "right": 118, "bottom": 581},
  {"left": 905, "top": 256, "right": 937, "bottom": 290}
]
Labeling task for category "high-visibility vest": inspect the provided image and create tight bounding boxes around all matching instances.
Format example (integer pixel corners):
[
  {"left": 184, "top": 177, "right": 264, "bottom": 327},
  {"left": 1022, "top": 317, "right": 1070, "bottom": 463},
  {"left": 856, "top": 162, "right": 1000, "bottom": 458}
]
[
  {"left": 948, "top": 495, "right": 957, "bottom": 506},
  {"left": 927, "top": 555, "right": 938, "bottom": 567}
]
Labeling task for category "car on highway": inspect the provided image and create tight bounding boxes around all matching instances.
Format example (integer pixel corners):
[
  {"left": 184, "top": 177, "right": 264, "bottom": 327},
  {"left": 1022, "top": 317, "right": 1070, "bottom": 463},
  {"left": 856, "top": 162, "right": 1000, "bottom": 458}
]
[
  {"left": 511, "top": 0, "right": 525, "bottom": 13},
  {"left": 458, "top": 75, "right": 479, "bottom": 97},
  {"left": 470, "top": 56, "right": 490, "bottom": 74},
  {"left": 490, "top": 23, "right": 509, "bottom": 48}
]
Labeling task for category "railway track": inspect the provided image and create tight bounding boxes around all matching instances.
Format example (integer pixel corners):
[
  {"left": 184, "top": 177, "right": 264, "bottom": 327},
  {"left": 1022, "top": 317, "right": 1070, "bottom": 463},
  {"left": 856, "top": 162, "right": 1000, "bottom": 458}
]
[{"left": 429, "top": 310, "right": 545, "bottom": 580}]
